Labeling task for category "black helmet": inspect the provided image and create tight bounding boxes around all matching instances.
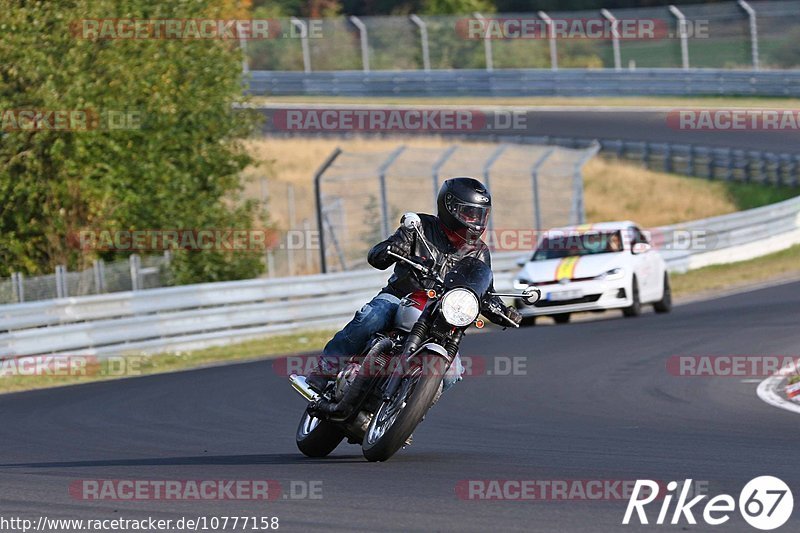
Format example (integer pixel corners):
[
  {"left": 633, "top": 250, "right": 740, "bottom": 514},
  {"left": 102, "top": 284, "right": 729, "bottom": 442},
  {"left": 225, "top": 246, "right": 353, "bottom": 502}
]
[{"left": 436, "top": 177, "right": 491, "bottom": 241}]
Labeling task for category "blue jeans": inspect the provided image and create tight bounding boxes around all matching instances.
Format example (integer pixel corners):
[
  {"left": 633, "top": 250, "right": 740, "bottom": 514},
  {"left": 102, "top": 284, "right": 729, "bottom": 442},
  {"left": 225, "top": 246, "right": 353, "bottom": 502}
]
[{"left": 320, "top": 293, "right": 463, "bottom": 391}]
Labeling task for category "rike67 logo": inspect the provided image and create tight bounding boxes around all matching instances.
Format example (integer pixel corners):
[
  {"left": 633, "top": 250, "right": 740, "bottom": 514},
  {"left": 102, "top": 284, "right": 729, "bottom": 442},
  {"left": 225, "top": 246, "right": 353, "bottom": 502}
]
[{"left": 623, "top": 476, "right": 793, "bottom": 530}]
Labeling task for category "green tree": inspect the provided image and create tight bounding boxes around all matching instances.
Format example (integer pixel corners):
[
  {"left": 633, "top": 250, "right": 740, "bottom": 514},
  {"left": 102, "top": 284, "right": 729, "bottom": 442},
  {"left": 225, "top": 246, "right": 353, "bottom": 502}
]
[{"left": 0, "top": 0, "right": 264, "bottom": 283}]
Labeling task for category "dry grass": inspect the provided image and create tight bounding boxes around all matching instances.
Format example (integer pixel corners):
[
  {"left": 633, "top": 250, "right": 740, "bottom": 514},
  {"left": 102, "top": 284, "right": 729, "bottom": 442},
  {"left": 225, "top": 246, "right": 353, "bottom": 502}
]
[
  {"left": 582, "top": 157, "right": 739, "bottom": 227},
  {"left": 245, "top": 136, "right": 748, "bottom": 229}
]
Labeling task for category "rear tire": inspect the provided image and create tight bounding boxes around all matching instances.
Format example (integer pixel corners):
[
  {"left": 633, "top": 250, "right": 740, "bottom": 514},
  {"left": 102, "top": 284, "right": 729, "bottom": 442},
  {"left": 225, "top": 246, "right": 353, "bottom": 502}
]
[
  {"left": 552, "top": 313, "right": 571, "bottom": 324},
  {"left": 653, "top": 273, "right": 672, "bottom": 314},
  {"left": 622, "top": 276, "right": 642, "bottom": 318},
  {"left": 520, "top": 316, "right": 537, "bottom": 326},
  {"left": 296, "top": 411, "right": 344, "bottom": 458},
  {"left": 362, "top": 354, "right": 445, "bottom": 462}
]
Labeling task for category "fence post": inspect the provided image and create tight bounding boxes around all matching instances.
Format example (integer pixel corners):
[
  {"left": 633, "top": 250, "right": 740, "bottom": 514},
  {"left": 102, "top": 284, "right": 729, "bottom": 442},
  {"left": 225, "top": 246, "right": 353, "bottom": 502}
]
[
  {"left": 530, "top": 148, "right": 555, "bottom": 231},
  {"left": 538, "top": 11, "right": 558, "bottom": 71},
  {"left": 669, "top": 5, "right": 690, "bottom": 70},
  {"left": 11, "top": 272, "right": 24, "bottom": 303},
  {"left": 314, "top": 147, "right": 343, "bottom": 273},
  {"left": 482, "top": 144, "right": 508, "bottom": 237},
  {"left": 287, "top": 183, "right": 296, "bottom": 276},
  {"left": 409, "top": 15, "right": 430, "bottom": 71},
  {"left": 129, "top": 254, "right": 140, "bottom": 291},
  {"left": 473, "top": 12, "right": 494, "bottom": 72},
  {"left": 349, "top": 16, "right": 370, "bottom": 72},
  {"left": 377, "top": 145, "right": 407, "bottom": 238},
  {"left": 738, "top": 0, "right": 760, "bottom": 70},
  {"left": 290, "top": 18, "right": 311, "bottom": 73},
  {"left": 236, "top": 21, "right": 249, "bottom": 76},
  {"left": 571, "top": 142, "right": 601, "bottom": 225},
  {"left": 93, "top": 259, "right": 106, "bottom": 293},
  {"left": 431, "top": 145, "right": 458, "bottom": 209},
  {"left": 55, "top": 265, "right": 67, "bottom": 298},
  {"left": 600, "top": 9, "right": 621, "bottom": 71}
]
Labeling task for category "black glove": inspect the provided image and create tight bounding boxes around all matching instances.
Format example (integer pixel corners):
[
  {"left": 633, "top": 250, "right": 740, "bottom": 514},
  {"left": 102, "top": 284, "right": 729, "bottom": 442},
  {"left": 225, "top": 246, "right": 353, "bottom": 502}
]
[{"left": 388, "top": 240, "right": 412, "bottom": 259}]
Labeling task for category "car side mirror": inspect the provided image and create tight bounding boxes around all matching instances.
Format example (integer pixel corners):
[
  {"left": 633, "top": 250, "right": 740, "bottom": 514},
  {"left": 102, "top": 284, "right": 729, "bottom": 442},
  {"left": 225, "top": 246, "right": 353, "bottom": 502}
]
[
  {"left": 521, "top": 287, "right": 541, "bottom": 305},
  {"left": 632, "top": 242, "right": 651, "bottom": 254},
  {"left": 516, "top": 256, "right": 527, "bottom": 267}
]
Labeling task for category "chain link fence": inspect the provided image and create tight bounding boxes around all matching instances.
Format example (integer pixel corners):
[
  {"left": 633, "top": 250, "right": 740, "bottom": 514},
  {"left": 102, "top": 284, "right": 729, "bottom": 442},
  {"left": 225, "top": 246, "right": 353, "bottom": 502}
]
[
  {"left": 246, "top": 1, "right": 800, "bottom": 72},
  {"left": 315, "top": 141, "right": 599, "bottom": 273},
  {"left": 0, "top": 253, "right": 172, "bottom": 305}
]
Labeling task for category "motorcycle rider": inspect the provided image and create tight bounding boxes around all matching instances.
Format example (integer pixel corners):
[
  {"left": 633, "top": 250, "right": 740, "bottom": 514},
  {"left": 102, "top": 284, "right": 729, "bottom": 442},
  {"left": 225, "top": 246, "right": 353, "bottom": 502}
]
[{"left": 306, "top": 176, "right": 523, "bottom": 393}]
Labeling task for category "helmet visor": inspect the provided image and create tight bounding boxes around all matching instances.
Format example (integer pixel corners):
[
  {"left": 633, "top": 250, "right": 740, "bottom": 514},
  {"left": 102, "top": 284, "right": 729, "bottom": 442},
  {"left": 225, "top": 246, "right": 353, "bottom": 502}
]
[{"left": 454, "top": 203, "right": 490, "bottom": 230}]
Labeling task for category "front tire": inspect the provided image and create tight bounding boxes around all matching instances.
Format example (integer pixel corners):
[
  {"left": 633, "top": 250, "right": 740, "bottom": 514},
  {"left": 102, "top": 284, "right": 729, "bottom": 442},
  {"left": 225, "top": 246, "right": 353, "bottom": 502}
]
[
  {"left": 653, "top": 273, "right": 672, "bottom": 314},
  {"left": 622, "top": 276, "right": 642, "bottom": 318},
  {"left": 296, "top": 411, "right": 344, "bottom": 458},
  {"left": 552, "top": 313, "right": 571, "bottom": 324},
  {"left": 362, "top": 354, "right": 445, "bottom": 462}
]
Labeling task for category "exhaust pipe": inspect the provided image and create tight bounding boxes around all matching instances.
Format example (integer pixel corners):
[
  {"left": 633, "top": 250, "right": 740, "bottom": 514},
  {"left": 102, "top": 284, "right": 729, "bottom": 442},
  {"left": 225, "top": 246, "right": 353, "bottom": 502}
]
[{"left": 289, "top": 374, "right": 319, "bottom": 402}]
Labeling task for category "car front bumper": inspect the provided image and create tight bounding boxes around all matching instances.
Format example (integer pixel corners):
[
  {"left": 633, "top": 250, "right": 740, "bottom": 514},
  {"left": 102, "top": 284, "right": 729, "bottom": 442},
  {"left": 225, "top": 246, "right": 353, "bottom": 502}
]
[{"left": 516, "top": 279, "right": 632, "bottom": 316}]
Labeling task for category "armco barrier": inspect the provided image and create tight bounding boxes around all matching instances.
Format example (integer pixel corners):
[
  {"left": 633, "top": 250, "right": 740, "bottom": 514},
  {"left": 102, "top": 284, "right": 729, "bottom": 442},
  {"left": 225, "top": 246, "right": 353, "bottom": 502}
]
[
  {"left": 247, "top": 69, "right": 800, "bottom": 98},
  {"left": 1, "top": 194, "right": 799, "bottom": 359}
]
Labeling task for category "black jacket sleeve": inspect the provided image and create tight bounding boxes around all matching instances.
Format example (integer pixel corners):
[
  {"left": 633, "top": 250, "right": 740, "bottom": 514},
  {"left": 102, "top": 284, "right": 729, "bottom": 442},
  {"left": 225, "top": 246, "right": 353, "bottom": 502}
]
[{"left": 367, "top": 226, "right": 414, "bottom": 270}]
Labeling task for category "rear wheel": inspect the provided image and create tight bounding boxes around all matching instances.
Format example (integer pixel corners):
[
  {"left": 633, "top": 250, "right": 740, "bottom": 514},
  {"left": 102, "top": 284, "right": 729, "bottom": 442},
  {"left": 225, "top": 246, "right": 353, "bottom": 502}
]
[
  {"left": 552, "top": 313, "right": 571, "bottom": 324},
  {"left": 653, "top": 273, "right": 672, "bottom": 314},
  {"left": 296, "top": 411, "right": 344, "bottom": 458},
  {"left": 622, "top": 276, "right": 642, "bottom": 318},
  {"left": 520, "top": 316, "right": 537, "bottom": 326},
  {"left": 362, "top": 353, "right": 445, "bottom": 462}
]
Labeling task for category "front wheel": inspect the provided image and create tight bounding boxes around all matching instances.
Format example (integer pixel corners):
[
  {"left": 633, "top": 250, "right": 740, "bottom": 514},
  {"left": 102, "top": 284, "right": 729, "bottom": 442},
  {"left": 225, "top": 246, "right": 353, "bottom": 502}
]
[
  {"left": 622, "top": 276, "right": 642, "bottom": 318},
  {"left": 362, "top": 353, "right": 445, "bottom": 462},
  {"left": 653, "top": 273, "right": 672, "bottom": 313},
  {"left": 552, "top": 313, "right": 571, "bottom": 324},
  {"left": 296, "top": 411, "right": 344, "bottom": 458}
]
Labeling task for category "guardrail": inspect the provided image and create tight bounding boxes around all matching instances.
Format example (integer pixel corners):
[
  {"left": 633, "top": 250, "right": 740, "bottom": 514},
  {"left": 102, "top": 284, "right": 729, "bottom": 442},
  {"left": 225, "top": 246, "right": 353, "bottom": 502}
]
[
  {"left": 2, "top": 194, "right": 800, "bottom": 360},
  {"left": 247, "top": 69, "right": 800, "bottom": 98}
]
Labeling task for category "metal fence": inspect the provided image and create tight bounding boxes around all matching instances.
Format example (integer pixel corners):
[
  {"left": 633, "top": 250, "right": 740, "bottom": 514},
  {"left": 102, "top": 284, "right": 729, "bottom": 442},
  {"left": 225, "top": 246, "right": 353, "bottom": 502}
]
[
  {"left": 3, "top": 193, "right": 800, "bottom": 359},
  {"left": 247, "top": 68, "right": 800, "bottom": 97},
  {"left": 312, "top": 141, "right": 599, "bottom": 272},
  {"left": 0, "top": 253, "right": 172, "bottom": 305},
  {"left": 246, "top": 1, "right": 800, "bottom": 72}
]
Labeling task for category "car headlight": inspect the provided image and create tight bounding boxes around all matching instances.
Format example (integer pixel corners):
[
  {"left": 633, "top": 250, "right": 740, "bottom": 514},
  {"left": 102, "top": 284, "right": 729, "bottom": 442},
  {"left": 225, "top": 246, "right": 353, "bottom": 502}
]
[
  {"left": 597, "top": 268, "right": 625, "bottom": 281},
  {"left": 440, "top": 288, "right": 480, "bottom": 327}
]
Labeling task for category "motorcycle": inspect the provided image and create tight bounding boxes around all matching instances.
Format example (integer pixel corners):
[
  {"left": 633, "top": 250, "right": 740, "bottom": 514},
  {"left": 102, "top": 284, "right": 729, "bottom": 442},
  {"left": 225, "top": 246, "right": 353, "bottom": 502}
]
[{"left": 289, "top": 213, "right": 541, "bottom": 462}]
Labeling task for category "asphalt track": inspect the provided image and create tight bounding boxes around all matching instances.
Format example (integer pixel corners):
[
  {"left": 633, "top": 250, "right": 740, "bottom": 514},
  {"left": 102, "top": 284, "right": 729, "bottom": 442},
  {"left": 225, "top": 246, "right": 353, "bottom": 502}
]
[
  {"left": 0, "top": 281, "right": 799, "bottom": 532},
  {"left": 260, "top": 105, "right": 800, "bottom": 154}
]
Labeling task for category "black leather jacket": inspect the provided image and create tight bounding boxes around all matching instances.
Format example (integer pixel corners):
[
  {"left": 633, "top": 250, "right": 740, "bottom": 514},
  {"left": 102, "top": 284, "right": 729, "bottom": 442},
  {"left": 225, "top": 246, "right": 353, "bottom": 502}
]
[{"left": 367, "top": 213, "right": 513, "bottom": 326}]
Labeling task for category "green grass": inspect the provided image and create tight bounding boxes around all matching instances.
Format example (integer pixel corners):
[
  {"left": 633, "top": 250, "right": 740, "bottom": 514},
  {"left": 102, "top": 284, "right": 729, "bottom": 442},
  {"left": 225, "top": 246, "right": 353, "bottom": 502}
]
[
  {"left": 0, "top": 329, "right": 335, "bottom": 394},
  {"left": 672, "top": 244, "right": 800, "bottom": 297},
  {"left": 724, "top": 182, "right": 799, "bottom": 211}
]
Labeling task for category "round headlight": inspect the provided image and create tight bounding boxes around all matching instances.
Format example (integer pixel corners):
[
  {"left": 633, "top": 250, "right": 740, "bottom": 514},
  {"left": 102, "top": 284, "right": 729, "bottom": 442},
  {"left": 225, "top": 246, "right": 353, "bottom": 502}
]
[{"left": 440, "top": 288, "right": 480, "bottom": 327}]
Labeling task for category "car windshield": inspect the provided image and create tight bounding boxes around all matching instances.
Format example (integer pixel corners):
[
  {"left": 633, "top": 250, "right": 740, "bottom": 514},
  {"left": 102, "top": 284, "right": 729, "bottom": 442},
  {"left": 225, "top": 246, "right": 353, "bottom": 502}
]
[{"left": 532, "top": 230, "right": 624, "bottom": 260}]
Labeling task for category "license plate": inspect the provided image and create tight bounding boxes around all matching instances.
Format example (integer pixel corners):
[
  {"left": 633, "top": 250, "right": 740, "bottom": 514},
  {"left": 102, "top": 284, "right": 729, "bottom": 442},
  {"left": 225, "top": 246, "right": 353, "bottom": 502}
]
[{"left": 547, "top": 290, "right": 583, "bottom": 301}]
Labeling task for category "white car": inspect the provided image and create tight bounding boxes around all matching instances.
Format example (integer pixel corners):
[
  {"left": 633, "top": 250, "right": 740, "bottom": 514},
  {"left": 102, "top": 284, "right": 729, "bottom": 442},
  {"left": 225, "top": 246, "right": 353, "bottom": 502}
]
[{"left": 512, "top": 221, "right": 671, "bottom": 325}]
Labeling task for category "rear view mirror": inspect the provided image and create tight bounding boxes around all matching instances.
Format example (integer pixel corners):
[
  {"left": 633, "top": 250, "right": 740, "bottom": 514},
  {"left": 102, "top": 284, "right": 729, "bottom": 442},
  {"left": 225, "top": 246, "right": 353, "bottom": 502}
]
[
  {"left": 516, "top": 256, "right": 527, "bottom": 267},
  {"left": 632, "top": 242, "right": 651, "bottom": 254},
  {"left": 521, "top": 287, "right": 541, "bottom": 305}
]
